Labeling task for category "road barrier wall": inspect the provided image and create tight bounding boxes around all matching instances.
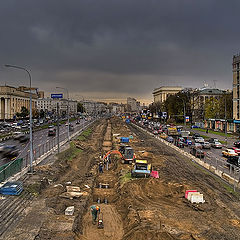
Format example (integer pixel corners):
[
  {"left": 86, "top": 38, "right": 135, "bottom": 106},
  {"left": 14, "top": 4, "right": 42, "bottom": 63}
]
[{"left": 133, "top": 123, "right": 240, "bottom": 190}]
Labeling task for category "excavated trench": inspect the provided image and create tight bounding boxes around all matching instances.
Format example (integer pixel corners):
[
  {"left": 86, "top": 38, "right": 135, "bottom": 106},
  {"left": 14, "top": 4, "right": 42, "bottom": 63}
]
[{"left": 79, "top": 119, "right": 124, "bottom": 240}]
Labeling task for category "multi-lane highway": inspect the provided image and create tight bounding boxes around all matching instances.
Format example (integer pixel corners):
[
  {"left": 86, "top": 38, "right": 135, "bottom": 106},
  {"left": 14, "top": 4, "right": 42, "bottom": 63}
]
[{"left": 0, "top": 118, "right": 88, "bottom": 167}]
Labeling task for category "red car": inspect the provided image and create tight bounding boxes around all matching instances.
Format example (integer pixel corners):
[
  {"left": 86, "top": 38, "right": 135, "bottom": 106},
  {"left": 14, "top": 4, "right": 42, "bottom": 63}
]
[{"left": 231, "top": 147, "right": 240, "bottom": 155}]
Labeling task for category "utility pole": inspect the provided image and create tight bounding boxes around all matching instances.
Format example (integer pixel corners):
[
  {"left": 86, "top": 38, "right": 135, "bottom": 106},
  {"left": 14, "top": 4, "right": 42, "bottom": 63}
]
[
  {"left": 57, "top": 102, "right": 60, "bottom": 153},
  {"left": 5, "top": 64, "right": 34, "bottom": 173},
  {"left": 225, "top": 93, "right": 227, "bottom": 147}
]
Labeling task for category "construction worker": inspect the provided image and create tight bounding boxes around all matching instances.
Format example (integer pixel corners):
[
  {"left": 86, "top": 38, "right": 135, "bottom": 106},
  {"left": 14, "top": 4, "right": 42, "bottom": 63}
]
[
  {"left": 90, "top": 205, "right": 100, "bottom": 224},
  {"left": 99, "top": 162, "right": 103, "bottom": 173}
]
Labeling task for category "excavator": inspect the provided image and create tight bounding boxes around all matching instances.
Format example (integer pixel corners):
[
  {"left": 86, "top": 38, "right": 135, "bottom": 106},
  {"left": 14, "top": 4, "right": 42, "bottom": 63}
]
[{"left": 103, "top": 145, "right": 136, "bottom": 164}]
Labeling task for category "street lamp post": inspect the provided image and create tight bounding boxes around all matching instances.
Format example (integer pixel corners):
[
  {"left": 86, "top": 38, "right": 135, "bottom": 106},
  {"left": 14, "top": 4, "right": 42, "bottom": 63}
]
[
  {"left": 56, "top": 87, "right": 70, "bottom": 142},
  {"left": 177, "top": 96, "right": 186, "bottom": 127},
  {"left": 5, "top": 64, "right": 34, "bottom": 173}
]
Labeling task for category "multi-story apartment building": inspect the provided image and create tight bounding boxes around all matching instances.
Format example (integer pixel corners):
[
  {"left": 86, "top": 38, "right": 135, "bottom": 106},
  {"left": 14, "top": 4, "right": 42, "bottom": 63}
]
[
  {"left": 0, "top": 85, "right": 38, "bottom": 120},
  {"left": 127, "top": 97, "right": 138, "bottom": 112},
  {"left": 81, "top": 100, "right": 107, "bottom": 115},
  {"left": 233, "top": 54, "right": 240, "bottom": 120},
  {"left": 153, "top": 86, "right": 182, "bottom": 103},
  {"left": 37, "top": 98, "right": 77, "bottom": 116},
  {"left": 191, "top": 88, "right": 225, "bottom": 122}
]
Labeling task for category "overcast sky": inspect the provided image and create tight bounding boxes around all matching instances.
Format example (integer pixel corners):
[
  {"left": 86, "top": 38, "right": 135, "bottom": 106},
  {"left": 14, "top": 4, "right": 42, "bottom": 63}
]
[{"left": 0, "top": 0, "right": 238, "bottom": 104}]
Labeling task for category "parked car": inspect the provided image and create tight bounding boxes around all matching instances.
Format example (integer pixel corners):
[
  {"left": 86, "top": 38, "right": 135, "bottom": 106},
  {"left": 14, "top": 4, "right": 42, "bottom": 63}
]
[
  {"left": 202, "top": 141, "right": 211, "bottom": 149},
  {"left": 191, "top": 125, "right": 200, "bottom": 129},
  {"left": 222, "top": 149, "right": 238, "bottom": 157},
  {"left": 230, "top": 147, "right": 240, "bottom": 155},
  {"left": 190, "top": 148, "right": 205, "bottom": 158},
  {"left": 211, "top": 141, "right": 223, "bottom": 148}
]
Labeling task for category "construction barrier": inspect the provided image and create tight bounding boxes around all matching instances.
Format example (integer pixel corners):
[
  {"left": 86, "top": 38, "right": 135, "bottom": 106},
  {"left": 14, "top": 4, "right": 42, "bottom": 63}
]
[{"left": 0, "top": 158, "right": 23, "bottom": 182}]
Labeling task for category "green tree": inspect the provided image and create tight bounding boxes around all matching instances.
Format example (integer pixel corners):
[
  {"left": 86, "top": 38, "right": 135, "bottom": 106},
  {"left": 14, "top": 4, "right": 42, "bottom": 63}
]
[
  {"left": 205, "top": 98, "right": 221, "bottom": 119},
  {"left": 77, "top": 102, "right": 85, "bottom": 113},
  {"left": 19, "top": 106, "right": 29, "bottom": 118}
]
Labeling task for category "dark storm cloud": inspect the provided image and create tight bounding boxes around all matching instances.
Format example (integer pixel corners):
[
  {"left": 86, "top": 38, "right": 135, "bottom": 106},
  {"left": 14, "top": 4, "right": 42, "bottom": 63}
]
[{"left": 0, "top": 0, "right": 238, "bottom": 102}]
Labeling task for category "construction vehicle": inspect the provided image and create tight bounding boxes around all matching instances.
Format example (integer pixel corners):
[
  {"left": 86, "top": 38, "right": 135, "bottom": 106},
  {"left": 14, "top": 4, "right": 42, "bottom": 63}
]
[
  {"left": 118, "top": 145, "right": 135, "bottom": 164},
  {"left": 131, "top": 159, "right": 152, "bottom": 178},
  {"left": 167, "top": 127, "right": 179, "bottom": 136},
  {"left": 103, "top": 147, "right": 136, "bottom": 165}
]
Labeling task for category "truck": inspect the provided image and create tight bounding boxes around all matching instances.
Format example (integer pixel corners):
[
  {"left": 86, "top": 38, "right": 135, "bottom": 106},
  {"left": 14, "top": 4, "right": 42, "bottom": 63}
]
[
  {"left": 167, "top": 127, "right": 179, "bottom": 136},
  {"left": 131, "top": 160, "right": 152, "bottom": 178}
]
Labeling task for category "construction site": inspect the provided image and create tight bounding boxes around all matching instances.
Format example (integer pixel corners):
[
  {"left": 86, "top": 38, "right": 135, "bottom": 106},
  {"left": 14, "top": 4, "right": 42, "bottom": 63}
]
[{"left": 2, "top": 117, "right": 240, "bottom": 240}]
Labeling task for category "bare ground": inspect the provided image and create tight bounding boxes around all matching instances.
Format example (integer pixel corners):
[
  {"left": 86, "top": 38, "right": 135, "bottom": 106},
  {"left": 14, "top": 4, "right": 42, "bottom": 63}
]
[{"left": 2, "top": 117, "right": 240, "bottom": 240}]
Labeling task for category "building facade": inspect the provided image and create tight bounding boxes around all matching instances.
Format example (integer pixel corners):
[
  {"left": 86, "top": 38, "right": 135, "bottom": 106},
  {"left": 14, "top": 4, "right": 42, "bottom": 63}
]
[
  {"left": 127, "top": 97, "right": 137, "bottom": 112},
  {"left": 153, "top": 86, "right": 182, "bottom": 103},
  {"left": 37, "top": 98, "right": 77, "bottom": 116},
  {"left": 233, "top": 54, "right": 240, "bottom": 120},
  {"left": 81, "top": 100, "right": 107, "bottom": 115},
  {"left": 191, "top": 88, "right": 225, "bottom": 122},
  {"left": 0, "top": 85, "right": 38, "bottom": 120}
]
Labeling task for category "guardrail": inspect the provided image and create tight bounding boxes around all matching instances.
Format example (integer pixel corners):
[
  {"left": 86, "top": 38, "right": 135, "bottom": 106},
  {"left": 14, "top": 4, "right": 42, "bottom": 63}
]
[
  {"left": 0, "top": 120, "right": 95, "bottom": 184},
  {"left": 133, "top": 123, "right": 240, "bottom": 191}
]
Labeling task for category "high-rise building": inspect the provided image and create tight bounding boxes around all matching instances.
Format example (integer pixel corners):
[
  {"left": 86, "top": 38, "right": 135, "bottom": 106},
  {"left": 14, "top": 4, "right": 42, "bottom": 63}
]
[{"left": 233, "top": 54, "right": 240, "bottom": 120}]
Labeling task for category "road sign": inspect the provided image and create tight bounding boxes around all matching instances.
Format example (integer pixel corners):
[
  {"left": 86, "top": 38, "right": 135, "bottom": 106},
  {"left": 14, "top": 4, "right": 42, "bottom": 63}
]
[
  {"left": 51, "top": 93, "right": 63, "bottom": 99},
  {"left": 185, "top": 116, "right": 190, "bottom": 122}
]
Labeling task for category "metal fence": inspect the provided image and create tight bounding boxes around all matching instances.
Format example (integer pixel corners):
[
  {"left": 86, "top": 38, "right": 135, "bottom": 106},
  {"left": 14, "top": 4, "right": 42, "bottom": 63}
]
[{"left": 0, "top": 120, "right": 93, "bottom": 183}]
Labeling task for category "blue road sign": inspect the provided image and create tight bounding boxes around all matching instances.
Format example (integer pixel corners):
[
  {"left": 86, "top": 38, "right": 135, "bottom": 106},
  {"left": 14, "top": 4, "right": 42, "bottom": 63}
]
[{"left": 51, "top": 93, "right": 63, "bottom": 99}]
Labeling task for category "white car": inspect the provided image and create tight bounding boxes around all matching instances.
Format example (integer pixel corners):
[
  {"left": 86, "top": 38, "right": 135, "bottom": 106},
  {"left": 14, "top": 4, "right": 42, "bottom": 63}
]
[{"left": 195, "top": 137, "right": 205, "bottom": 143}]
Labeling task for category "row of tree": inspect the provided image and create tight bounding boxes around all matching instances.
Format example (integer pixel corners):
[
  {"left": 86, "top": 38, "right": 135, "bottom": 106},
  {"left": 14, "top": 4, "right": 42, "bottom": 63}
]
[{"left": 149, "top": 90, "right": 233, "bottom": 123}]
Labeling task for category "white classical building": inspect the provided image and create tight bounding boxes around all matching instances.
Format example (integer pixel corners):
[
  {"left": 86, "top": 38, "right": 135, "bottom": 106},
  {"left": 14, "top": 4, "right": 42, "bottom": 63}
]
[
  {"left": 0, "top": 85, "right": 38, "bottom": 120},
  {"left": 81, "top": 100, "right": 107, "bottom": 115}
]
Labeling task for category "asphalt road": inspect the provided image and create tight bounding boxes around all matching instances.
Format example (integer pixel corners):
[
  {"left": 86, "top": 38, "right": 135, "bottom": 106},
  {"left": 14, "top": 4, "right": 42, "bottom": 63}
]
[
  {"left": 140, "top": 124, "right": 240, "bottom": 182},
  {"left": 0, "top": 119, "right": 87, "bottom": 167}
]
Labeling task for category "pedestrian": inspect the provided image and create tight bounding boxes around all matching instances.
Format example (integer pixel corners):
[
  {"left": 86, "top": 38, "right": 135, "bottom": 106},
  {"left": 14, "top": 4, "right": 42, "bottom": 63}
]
[
  {"left": 99, "top": 162, "right": 103, "bottom": 173},
  {"left": 206, "top": 128, "right": 208, "bottom": 134},
  {"left": 90, "top": 205, "right": 100, "bottom": 224}
]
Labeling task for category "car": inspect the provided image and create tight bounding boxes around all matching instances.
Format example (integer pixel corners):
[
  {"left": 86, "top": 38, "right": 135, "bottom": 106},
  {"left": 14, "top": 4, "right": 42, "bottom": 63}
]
[
  {"left": 48, "top": 128, "right": 56, "bottom": 136},
  {"left": 202, "top": 141, "right": 211, "bottom": 149},
  {"left": 190, "top": 148, "right": 205, "bottom": 158},
  {"left": 19, "top": 135, "right": 30, "bottom": 143},
  {"left": 191, "top": 125, "right": 199, "bottom": 129},
  {"left": 191, "top": 143, "right": 203, "bottom": 149},
  {"left": 2, "top": 145, "right": 19, "bottom": 159},
  {"left": 76, "top": 121, "right": 80, "bottom": 125},
  {"left": 176, "top": 140, "right": 184, "bottom": 148},
  {"left": 230, "top": 147, "right": 240, "bottom": 155},
  {"left": 185, "top": 139, "right": 192, "bottom": 146},
  {"left": 69, "top": 124, "right": 74, "bottom": 132},
  {"left": 194, "top": 137, "right": 205, "bottom": 143},
  {"left": 166, "top": 136, "right": 174, "bottom": 143},
  {"left": 209, "top": 138, "right": 219, "bottom": 143},
  {"left": 153, "top": 130, "right": 158, "bottom": 135},
  {"left": 160, "top": 133, "right": 168, "bottom": 139},
  {"left": 234, "top": 141, "right": 240, "bottom": 148},
  {"left": 211, "top": 141, "right": 223, "bottom": 148},
  {"left": 192, "top": 133, "right": 201, "bottom": 139},
  {"left": 222, "top": 149, "right": 238, "bottom": 157}
]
